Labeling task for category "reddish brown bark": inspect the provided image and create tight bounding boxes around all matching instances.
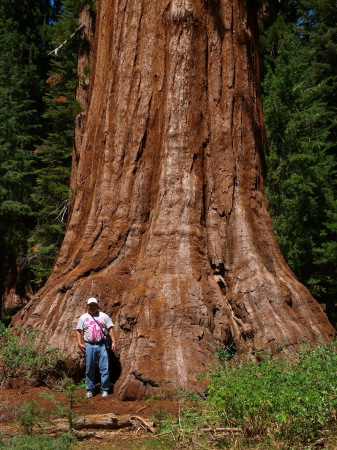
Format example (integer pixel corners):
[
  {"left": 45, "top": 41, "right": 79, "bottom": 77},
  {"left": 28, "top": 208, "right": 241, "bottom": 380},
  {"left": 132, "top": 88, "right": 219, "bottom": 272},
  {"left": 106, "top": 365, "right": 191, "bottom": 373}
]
[{"left": 13, "top": 0, "right": 335, "bottom": 399}]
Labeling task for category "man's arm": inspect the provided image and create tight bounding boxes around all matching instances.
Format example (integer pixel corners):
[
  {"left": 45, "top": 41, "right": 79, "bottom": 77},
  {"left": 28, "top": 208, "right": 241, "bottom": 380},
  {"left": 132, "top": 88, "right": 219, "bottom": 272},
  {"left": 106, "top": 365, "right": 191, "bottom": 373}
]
[
  {"left": 108, "top": 327, "right": 116, "bottom": 352},
  {"left": 76, "top": 329, "right": 86, "bottom": 353}
]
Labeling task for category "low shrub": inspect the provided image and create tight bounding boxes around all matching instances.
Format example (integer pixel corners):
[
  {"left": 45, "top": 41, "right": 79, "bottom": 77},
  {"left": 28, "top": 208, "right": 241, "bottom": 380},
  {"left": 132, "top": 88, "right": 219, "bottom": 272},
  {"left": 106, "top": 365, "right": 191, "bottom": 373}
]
[
  {"left": 0, "top": 433, "right": 76, "bottom": 449},
  {"left": 0, "top": 322, "right": 64, "bottom": 384},
  {"left": 207, "top": 341, "right": 337, "bottom": 444},
  {"left": 141, "top": 341, "right": 337, "bottom": 448}
]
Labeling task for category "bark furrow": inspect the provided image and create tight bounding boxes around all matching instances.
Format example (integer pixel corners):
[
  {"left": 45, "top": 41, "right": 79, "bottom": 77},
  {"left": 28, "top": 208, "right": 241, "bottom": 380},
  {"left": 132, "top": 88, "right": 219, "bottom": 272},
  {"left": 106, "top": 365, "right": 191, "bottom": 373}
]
[{"left": 13, "top": 0, "right": 335, "bottom": 399}]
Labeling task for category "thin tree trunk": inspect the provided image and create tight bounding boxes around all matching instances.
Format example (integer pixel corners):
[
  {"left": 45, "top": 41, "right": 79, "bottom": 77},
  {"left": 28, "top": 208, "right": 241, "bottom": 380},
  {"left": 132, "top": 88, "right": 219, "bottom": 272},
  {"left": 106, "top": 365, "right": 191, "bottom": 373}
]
[{"left": 13, "top": 0, "right": 335, "bottom": 399}]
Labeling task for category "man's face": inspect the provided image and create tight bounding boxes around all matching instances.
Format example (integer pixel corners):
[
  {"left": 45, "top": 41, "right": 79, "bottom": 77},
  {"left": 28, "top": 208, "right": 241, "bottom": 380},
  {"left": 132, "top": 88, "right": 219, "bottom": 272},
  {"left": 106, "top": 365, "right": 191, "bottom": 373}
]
[{"left": 88, "top": 302, "right": 98, "bottom": 314}]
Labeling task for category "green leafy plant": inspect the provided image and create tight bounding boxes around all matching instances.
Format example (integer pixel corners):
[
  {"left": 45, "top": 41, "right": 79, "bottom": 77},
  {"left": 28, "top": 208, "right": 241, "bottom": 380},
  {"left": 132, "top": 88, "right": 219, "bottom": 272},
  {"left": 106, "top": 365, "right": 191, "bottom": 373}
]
[
  {"left": 207, "top": 341, "right": 337, "bottom": 444},
  {"left": 216, "top": 342, "right": 237, "bottom": 363},
  {"left": 143, "top": 342, "right": 337, "bottom": 448},
  {"left": 0, "top": 322, "right": 64, "bottom": 384},
  {"left": 145, "top": 393, "right": 161, "bottom": 402}
]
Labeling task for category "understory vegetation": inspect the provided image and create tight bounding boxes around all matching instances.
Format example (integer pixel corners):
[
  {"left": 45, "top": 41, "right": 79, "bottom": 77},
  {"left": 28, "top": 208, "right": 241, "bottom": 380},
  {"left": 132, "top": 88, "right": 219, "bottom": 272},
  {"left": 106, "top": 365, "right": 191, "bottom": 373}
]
[
  {"left": 0, "top": 434, "right": 76, "bottom": 450},
  {"left": 0, "top": 0, "right": 337, "bottom": 325},
  {"left": 1, "top": 326, "right": 337, "bottom": 449},
  {"left": 0, "top": 324, "right": 84, "bottom": 448},
  {"left": 138, "top": 341, "right": 337, "bottom": 449},
  {"left": 0, "top": 322, "right": 63, "bottom": 384}
]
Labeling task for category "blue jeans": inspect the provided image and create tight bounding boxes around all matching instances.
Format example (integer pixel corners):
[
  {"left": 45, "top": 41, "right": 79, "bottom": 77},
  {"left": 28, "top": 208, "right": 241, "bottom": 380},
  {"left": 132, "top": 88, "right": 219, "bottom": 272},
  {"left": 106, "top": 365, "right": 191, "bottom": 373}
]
[{"left": 85, "top": 342, "right": 110, "bottom": 391}]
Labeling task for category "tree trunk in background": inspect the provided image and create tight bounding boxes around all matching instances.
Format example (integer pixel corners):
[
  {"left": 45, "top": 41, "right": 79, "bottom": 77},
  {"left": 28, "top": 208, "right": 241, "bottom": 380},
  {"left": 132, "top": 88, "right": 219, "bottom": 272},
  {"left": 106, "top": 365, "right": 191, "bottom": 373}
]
[
  {"left": 13, "top": 0, "right": 335, "bottom": 399},
  {"left": 1, "top": 266, "right": 33, "bottom": 311}
]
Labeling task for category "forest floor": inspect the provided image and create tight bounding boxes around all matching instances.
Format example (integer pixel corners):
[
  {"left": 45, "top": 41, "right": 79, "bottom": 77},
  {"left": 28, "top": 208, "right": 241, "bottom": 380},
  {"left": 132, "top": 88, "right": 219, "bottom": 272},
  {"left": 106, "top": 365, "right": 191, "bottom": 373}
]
[
  {"left": 0, "top": 382, "right": 181, "bottom": 448},
  {"left": 2, "top": 382, "right": 337, "bottom": 449},
  {"left": 0, "top": 380, "right": 337, "bottom": 450}
]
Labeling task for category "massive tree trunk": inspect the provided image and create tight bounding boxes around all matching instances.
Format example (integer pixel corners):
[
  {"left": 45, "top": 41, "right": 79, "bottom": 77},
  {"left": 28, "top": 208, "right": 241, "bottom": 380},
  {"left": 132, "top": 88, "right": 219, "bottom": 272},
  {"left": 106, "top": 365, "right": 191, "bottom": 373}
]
[{"left": 13, "top": 0, "right": 335, "bottom": 399}]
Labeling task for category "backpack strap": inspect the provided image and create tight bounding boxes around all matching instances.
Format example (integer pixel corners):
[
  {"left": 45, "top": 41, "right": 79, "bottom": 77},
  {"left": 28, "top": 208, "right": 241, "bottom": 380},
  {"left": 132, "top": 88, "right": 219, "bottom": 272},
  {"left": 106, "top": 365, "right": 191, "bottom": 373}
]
[{"left": 90, "top": 313, "right": 107, "bottom": 336}]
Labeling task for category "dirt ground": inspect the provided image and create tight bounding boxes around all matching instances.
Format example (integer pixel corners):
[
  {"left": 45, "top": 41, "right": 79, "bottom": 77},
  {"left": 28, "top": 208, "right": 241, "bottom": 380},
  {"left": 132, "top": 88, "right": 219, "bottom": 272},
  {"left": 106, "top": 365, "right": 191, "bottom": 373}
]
[{"left": 0, "top": 381, "right": 181, "bottom": 448}]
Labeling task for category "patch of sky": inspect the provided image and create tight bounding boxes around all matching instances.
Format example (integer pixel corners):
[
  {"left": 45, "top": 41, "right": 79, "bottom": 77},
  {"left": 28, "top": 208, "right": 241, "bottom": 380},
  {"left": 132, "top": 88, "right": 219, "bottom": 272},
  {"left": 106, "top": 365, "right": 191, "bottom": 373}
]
[{"left": 296, "top": 9, "right": 317, "bottom": 39}]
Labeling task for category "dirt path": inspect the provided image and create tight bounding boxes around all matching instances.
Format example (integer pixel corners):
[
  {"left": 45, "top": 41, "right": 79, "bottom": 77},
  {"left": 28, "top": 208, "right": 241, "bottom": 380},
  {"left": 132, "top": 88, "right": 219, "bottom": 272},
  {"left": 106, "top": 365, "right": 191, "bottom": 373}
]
[{"left": 0, "top": 383, "right": 180, "bottom": 447}]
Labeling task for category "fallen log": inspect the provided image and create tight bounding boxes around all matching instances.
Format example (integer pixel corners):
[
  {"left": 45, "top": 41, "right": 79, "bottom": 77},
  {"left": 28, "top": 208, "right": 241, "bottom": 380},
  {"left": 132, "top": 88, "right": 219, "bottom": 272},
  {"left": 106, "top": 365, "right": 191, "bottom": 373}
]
[{"left": 47, "top": 413, "right": 155, "bottom": 433}]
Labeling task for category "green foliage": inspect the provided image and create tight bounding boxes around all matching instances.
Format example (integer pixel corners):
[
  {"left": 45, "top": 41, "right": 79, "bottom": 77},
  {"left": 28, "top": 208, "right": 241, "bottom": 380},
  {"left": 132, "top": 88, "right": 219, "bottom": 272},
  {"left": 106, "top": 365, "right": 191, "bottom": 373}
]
[
  {"left": 27, "top": 0, "right": 84, "bottom": 286},
  {"left": 40, "top": 374, "right": 85, "bottom": 431},
  {"left": 0, "top": 433, "right": 76, "bottom": 449},
  {"left": 144, "top": 342, "right": 337, "bottom": 448},
  {"left": 0, "top": 0, "right": 56, "bottom": 296},
  {"left": 297, "top": 0, "right": 337, "bottom": 111},
  {"left": 261, "top": 13, "right": 337, "bottom": 314},
  {"left": 209, "top": 342, "right": 337, "bottom": 444},
  {"left": 0, "top": 322, "right": 64, "bottom": 383},
  {"left": 0, "top": 0, "right": 86, "bottom": 292},
  {"left": 145, "top": 393, "right": 162, "bottom": 402},
  {"left": 174, "top": 388, "right": 203, "bottom": 404},
  {"left": 216, "top": 343, "right": 237, "bottom": 363},
  {"left": 16, "top": 401, "right": 48, "bottom": 436}
]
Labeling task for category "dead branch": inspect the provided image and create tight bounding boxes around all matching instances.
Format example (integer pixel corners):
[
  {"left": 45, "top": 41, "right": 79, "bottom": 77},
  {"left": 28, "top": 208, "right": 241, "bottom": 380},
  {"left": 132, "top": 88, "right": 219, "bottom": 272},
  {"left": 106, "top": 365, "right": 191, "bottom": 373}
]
[
  {"left": 135, "top": 405, "right": 148, "bottom": 413},
  {"left": 48, "top": 25, "right": 85, "bottom": 56},
  {"left": 130, "top": 415, "right": 155, "bottom": 433}
]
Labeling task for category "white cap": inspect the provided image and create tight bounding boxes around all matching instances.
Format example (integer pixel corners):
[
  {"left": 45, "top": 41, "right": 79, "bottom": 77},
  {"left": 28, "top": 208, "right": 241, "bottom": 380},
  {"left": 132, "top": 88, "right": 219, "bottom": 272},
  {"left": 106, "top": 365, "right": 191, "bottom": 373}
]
[{"left": 87, "top": 297, "right": 98, "bottom": 305}]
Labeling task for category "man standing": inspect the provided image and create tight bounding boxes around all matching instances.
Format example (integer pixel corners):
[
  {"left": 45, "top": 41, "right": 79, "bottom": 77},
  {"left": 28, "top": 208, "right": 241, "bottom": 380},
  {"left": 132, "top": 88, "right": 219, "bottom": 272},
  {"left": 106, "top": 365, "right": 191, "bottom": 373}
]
[{"left": 76, "top": 297, "right": 116, "bottom": 398}]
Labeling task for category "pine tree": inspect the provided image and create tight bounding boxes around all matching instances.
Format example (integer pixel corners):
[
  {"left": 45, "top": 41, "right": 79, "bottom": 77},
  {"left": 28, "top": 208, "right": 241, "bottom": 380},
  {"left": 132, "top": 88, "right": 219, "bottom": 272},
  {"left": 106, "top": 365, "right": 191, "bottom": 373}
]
[
  {"left": 28, "top": 57, "right": 81, "bottom": 286},
  {"left": 299, "top": 0, "right": 337, "bottom": 143},
  {"left": 262, "top": 17, "right": 337, "bottom": 322},
  {"left": 0, "top": 0, "right": 56, "bottom": 305},
  {"left": 27, "top": 0, "right": 92, "bottom": 286}
]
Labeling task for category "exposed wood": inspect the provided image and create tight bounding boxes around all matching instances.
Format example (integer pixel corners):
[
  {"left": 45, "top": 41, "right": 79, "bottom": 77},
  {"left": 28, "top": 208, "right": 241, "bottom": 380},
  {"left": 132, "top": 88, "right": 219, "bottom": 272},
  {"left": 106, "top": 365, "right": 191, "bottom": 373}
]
[
  {"left": 131, "top": 415, "right": 155, "bottom": 433},
  {"left": 47, "top": 413, "right": 154, "bottom": 433},
  {"left": 135, "top": 405, "right": 149, "bottom": 413}
]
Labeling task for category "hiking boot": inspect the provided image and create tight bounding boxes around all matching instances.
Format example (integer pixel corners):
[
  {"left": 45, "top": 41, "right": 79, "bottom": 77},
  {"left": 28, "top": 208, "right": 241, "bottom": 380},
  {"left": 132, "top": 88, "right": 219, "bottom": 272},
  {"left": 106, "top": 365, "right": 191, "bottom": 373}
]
[
  {"left": 102, "top": 391, "right": 109, "bottom": 398},
  {"left": 85, "top": 390, "right": 93, "bottom": 399}
]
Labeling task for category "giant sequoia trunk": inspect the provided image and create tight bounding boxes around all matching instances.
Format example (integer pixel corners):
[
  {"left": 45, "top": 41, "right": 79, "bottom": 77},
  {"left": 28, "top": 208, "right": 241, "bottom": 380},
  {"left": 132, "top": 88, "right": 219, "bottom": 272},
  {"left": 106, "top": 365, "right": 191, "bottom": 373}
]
[{"left": 13, "top": 0, "right": 335, "bottom": 399}]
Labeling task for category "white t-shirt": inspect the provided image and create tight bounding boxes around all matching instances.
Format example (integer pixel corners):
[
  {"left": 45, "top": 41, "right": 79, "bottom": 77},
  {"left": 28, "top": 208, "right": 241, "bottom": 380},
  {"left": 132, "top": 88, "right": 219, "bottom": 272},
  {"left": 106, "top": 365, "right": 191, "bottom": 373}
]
[{"left": 76, "top": 312, "right": 114, "bottom": 343}]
